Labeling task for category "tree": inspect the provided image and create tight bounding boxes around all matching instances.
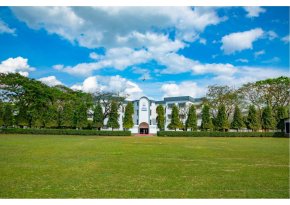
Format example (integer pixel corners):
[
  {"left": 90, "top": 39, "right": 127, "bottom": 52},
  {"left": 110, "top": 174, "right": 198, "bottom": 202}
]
[
  {"left": 60, "top": 103, "right": 74, "bottom": 128},
  {"left": 206, "top": 85, "right": 239, "bottom": 118},
  {"left": 201, "top": 104, "right": 213, "bottom": 131},
  {"left": 107, "top": 101, "right": 119, "bottom": 130},
  {"left": 276, "top": 106, "right": 287, "bottom": 131},
  {"left": 123, "top": 102, "right": 134, "bottom": 130},
  {"left": 74, "top": 103, "right": 88, "bottom": 129},
  {"left": 93, "top": 91, "right": 125, "bottom": 120},
  {"left": 246, "top": 105, "right": 260, "bottom": 131},
  {"left": 231, "top": 105, "right": 245, "bottom": 131},
  {"left": 156, "top": 104, "right": 165, "bottom": 131},
  {"left": 215, "top": 104, "right": 229, "bottom": 132},
  {"left": 0, "top": 102, "right": 4, "bottom": 127},
  {"left": 93, "top": 103, "right": 104, "bottom": 130},
  {"left": 185, "top": 105, "right": 197, "bottom": 131},
  {"left": 261, "top": 105, "right": 276, "bottom": 131},
  {"left": 167, "top": 104, "right": 182, "bottom": 131},
  {"left": 3, "top": 104, "right": 13, "bottom": 127}
]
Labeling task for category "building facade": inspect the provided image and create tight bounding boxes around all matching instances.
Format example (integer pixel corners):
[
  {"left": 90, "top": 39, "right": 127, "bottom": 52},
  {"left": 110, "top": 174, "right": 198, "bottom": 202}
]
[{"left": 101, "top": 96, "right": 202, "bottom": 134}]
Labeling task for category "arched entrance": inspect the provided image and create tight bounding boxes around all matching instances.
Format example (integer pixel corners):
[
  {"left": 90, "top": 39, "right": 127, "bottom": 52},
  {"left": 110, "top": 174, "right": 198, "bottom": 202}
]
[{"left": 139, "top": 122, "right": 149, "bottom": 134}]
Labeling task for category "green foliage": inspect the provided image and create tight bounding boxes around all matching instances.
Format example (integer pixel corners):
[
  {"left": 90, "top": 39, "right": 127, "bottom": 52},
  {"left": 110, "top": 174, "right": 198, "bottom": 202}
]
[
  {"left": 3, "top": 104, "right": 13, "bottom": 127},
  {"left": 156, "top": 104, "right": 165, "bottom": 131},
  {"left": 74, "top": 103, "right": 88, "bottom": 129},
  {"left": 123, "top": 102, "right": 134, "bottom": 130},
  {"left": 275, "top": 106, "right": 287, "bottom": 131},
  {"left": 246, "top": 105, "right": 260, "bottom": 131},
  {"left": 93, "top": 103, "right": 104, "bottom": 130},
  {"left": 201, "top": 104, "right": 213, "bottom": 131},
  {"left": 261, "top": 105, "right": 276, "bottom": 131},
  {"left": 185, "top": 105, "right": 197, "bottom": 131},
  {"left": 0, "top": 102, "right": 4, "bottom": 126},
  {"left": 60, "top": 103, "right": 74, "bottom": 128},
  {"left": 157, "top": 131, "right": 285, "bottom": 137},
  {"left": 107, "top": 101, "right": 119, "bottom": 130},
  {"left": 231, "top": 105, "right": 245, "bottom": 131},
  {"left": 167, "top": 104, "right": 182, "bottom": 131},
  {"left": 0, "top": 128, "right": 131, "bottom": 136},
  {"left": 215, "top": 104, "right": 229, "bottom": 131}
]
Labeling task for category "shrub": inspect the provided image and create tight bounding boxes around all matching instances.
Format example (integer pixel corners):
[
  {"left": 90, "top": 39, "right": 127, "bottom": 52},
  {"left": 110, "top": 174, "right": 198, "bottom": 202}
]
[
  {"left": 157, "top": 131, "right": 285, "bottom": 137},
  {"left": 0, "top": 128, "right": 131, "bottom": 136}
]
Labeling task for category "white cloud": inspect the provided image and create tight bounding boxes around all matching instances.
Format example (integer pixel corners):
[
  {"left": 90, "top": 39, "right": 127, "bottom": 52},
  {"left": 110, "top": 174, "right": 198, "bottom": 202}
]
[
  {"left": 262, "top": 57, "right": 280, "bottom": 64},
  {"left": 11, "top": 7, "right": 225, "bottom": 48},
  {"left": 53, "top": 64, "right": 64, "bottom": 70},
  {"left": 89, "top": 52, "right": 103, "bottom": 60},
  {"left": 0, "top": 19, "right": 16, "bottom": 35},
  {"left": 244, "top": 7, "right": 266, "bottom": 18},
  {"left": 38, "top": 76, "right": 63, "bottom": 86},
  {"left": 211, "top": 66, "right": 288, "bottom": 87},
  {"left": 282, "top": 35, "right": 289, "bottom": 44},
  {"left": 0, "top": 57, "right": 34, "bottom": 77},
  {"left": 236, "top": 58, "right": 249, "bottom": 63},
  {"left": 199, "top": 38, "right": 207, "bottom": 45},
  {"left": 254, "top": 50, "right": 265, "bottom": 58},
  {"left": 132, "top": 67, "right": 152, "bottom": 80},
  {"left": 266, "top": 30, "right": 278, "bottom": 40},
  {"left": 221, "top": 28, "right": 264, "bottom": 54},
  {"left": 71, "top": 75, "right": 143, "bottom": 100},
  {"left": 161, "top": 81, "right": 206, "bottom": 98}
]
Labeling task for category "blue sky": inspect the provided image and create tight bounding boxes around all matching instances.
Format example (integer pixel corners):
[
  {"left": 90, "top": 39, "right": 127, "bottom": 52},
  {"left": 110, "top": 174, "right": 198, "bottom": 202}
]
[{"left": 0, "top": 6, "right": 289, "bottom": 100}]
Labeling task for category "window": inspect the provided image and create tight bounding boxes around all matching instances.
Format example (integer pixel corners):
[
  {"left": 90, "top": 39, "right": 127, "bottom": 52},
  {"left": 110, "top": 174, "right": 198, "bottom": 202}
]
[
  {"left": 167, "top": 114, "right": 172, "bottom": 119},
  {"left": 167, "top": 103, "right": 174, "bottom": 108},
  {"left": 179, "top": 103, "right": 186, "bottom": 108}
]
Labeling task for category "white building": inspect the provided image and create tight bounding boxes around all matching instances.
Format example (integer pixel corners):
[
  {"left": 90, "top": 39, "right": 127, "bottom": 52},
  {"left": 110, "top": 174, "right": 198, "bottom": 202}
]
[{"left": 101, "top": 96, "right": 203, "bottom": 134}]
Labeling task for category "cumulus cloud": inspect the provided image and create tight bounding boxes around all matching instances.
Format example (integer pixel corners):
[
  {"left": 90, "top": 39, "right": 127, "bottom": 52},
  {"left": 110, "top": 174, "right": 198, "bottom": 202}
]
[
  {"left": 0, "top": 57, "right": 34, "bottom": 77},
  {"left": 161, "top": 81, "right": 206, "bottom": 98},
  {"left": 71, "top": 75, "right": 143, "bottom": 99},
  {"left": 11, "top": 7, "right": 225, "bottom": 48},
  {"left": 0, "top": 19, "right": 16, "bottom": 35},
  {"left": 221, "top": 28, "right": 264, "bottom": 54},
  {"left": 244, "top": 7, "right": 266, "bottom": 18},
  {"left": 38, "top": 76, "right": 63, "bottom": 86}
]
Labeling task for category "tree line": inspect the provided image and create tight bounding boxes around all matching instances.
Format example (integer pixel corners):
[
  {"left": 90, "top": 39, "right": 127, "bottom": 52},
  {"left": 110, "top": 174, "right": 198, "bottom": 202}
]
[
  {"left": 156, "top": 76, "right": 289, "bottom": 132},
  {"left": 0, "top": 73, "right": 289, "bottom": 132}
]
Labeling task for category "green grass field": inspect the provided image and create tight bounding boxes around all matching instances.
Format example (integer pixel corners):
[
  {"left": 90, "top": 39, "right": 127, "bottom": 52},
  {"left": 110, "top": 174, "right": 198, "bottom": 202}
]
[{"left": 0, "top": 134, "right": 289, "bottom": 198}]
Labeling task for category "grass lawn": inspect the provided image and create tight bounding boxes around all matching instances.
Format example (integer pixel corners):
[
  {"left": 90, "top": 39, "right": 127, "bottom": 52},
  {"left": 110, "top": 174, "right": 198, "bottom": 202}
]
[{"left": 0, "top": 134, "right": 289, "bottom": 198}]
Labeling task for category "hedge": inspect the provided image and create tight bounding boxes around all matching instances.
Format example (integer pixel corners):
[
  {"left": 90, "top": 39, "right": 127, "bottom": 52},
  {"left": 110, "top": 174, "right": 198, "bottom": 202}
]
[
  {"left": 157, "top": 131, "right": 286, "bottom": 137},
  {"left": 0, "top": 128, "right": 131, "bottom": 136}
]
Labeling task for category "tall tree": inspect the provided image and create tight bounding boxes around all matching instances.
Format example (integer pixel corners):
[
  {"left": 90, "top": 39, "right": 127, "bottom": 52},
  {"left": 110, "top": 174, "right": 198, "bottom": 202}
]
[
  {"left": 93, "top": 103, "right": 104, "bottom": 130},
  {"left": 156, "top": 104, "right": 165, "bottom": 131},
  {"left": 246, "top": 105, "right": 260, "bottom": 131},
  {"left": 107, "top": 101, "right": 119, "bottom": 130},
  {"left": 3, "top": 104, "right": 13, "bottom": 127},
  {"left": 0, "top": 102, "right": 4, "bottom": 127},
  {"left": 60, "top": 103, "right": 74, "bottom": 128},
  {"left": 201, "top": 104, "right": 213, "bottom": 131},
  {"left": 185, "top": 105, "right": 197, "bottom": 131},
  {"left": 123, "top": 102, "right": 134, "bottom": 130},
  {"left": 206, "top": 85, "right": 239, "bottom": 118},
  {"left": 167, "top": 104, "right": 182, "bottom": 131},
  {"left": 215, "top": 104, "right": 229, "bottom": 132},
  {"left": 261, "top": 105, "right": 276, "bottom": 131},
  {"left": 276, "top": 106, "right": 287, "bottom": 132},
  {"left": 231, "top": 105, "right": 245, "bottom": 132},
  {"left": 74, "top": 103, "right": 88, "bottom": 129}
]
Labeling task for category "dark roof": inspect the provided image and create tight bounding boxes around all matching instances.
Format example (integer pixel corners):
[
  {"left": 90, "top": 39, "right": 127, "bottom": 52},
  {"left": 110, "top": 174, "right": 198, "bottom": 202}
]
[{"left": 164, "top": 96, "right": 202, "bottom": 103}]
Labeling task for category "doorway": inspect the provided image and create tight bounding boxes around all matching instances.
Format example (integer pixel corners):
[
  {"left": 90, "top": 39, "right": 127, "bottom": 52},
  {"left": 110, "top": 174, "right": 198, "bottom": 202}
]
[{"left": 139, "top": 122, "right": 149, "bottom": 134}]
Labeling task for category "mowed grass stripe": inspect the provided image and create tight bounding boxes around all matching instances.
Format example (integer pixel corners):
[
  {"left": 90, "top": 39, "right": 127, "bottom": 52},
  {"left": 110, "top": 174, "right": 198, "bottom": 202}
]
[{"left": 0, "top": 135, "right": 288, "bottom": 198}]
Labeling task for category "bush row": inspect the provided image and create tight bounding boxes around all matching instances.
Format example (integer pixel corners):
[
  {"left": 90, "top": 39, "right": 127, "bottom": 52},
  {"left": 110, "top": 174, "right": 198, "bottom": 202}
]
[
  {"left": 0, "top": 128, "right": 131, "bottom": 136},
  {"left": 157, "top": 131, "right": 286, "bottom": 137}
]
